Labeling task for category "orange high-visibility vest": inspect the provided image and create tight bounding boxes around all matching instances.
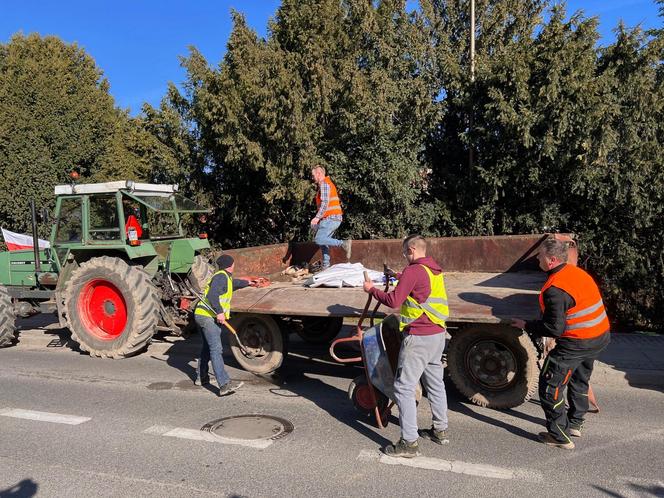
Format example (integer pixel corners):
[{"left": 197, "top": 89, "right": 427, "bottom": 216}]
[
  {"left": 539, "top": 264, "right": 610, "bottom": 340},
  {"left": 315, "top": 176, "right": 343, "bottom": 217}
]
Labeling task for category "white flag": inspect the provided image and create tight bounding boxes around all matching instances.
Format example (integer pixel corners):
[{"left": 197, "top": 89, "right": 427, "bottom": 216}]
[{"left": 1, "top": 228, "right": 50, "bottom": 251}]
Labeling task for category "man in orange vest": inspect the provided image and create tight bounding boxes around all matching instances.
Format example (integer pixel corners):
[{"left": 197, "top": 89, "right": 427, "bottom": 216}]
[
  {"left": 310, "top": 165, "right": 351, "bottom": 269},
  {"left": 512, "top": 239, "right": 610, "bottom": 449}
]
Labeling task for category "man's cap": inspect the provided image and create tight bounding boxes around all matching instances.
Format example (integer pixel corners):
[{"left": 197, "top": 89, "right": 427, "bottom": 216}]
[{"left": 216, "top": 254, "right": 234, "bottom": 269}]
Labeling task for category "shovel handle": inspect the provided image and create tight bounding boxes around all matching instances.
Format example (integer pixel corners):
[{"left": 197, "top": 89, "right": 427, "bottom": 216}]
[
  {"left": 225, "top": 321, "right": 239, "bottom": 336},
  {"left": 363, "top": 270, "right": 370, "bottom": 282}
]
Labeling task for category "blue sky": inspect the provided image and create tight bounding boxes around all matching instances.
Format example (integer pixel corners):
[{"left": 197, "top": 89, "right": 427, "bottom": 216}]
[{"left": 1, "top": 0, "right": 660, "bottom": 115}]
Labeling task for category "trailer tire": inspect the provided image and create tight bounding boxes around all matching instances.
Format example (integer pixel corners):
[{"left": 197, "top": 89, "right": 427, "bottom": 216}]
[
  {"left": 188, "top": 255, "right": 214, "bottom": 293},
  {"left": 64, "top": 256, "right": 159, "bottom": 358},
  {"left": 447, "top": 325, "right": 538, "bottom": 409},
  {"left": 228, "top": 313, "right": 284, "bottom": 374},
  {"left": 0, "top": 285, "right": 16, "bottom": 347},
  {"left": 296, "top": 316, "right": 343, "bottom": 344}
]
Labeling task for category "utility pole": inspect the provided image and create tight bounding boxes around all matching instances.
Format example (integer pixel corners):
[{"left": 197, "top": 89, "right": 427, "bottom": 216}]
[
  {"left": 469, "top": 0, "right": 475, "bottom": 172},
  {"left": 470, "top": 0, "right": 475, "bottom": 82}
]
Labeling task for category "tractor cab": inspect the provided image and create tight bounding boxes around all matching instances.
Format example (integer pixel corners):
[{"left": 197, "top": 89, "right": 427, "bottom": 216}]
[{"left": 50, "top": 181, "right": 210, "bottom": 272}]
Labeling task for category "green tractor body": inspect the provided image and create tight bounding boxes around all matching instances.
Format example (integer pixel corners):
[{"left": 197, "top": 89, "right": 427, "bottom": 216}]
[{"left": 0, "top": 181, "right": 214, "bottom": 357}]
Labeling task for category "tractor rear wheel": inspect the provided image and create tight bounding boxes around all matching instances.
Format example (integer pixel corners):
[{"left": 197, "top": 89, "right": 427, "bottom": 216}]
[
  {"left": 0, "top": 285, "right": 16, "bottom": 347},
  {"left": 188, "top": 255, "right": 214, "bottom": 293},
  {"left": 64, "top": 256, "right": 159, "bottom": 358}
]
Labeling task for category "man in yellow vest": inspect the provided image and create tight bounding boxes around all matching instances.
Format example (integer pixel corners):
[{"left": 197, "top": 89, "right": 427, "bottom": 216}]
[
  {"left": 310, "top": 165, "right": 351, "bottom": 269},
  {"left": 194, "top": 254, "right": 249, "bottom": 396},
  {"left": 363, "top": 235, "right": 450, "bottom": 457},
  {"left": 511, "top": 239, "right": 610, "bottom": 449}
]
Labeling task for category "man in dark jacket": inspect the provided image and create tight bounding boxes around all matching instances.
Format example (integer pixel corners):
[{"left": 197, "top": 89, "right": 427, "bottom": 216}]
[
  {"left": 363, "top": 235, "right": 450, "bottom": 457},
  {"left": 194, "top": 254, "right": 249, "bottom": 396},
  {"left": 512, "top": 239, "right": 610, "bottom": 449}
]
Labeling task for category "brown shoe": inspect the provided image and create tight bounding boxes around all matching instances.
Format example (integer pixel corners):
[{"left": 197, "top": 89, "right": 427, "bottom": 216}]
[{"left": 538, "top": 432, "right": 575, "bottom": 450}]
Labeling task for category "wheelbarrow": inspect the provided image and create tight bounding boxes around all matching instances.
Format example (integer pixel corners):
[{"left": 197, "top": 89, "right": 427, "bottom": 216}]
[{"left": 329, "top": 270, "right": 403, "bottom": 428}]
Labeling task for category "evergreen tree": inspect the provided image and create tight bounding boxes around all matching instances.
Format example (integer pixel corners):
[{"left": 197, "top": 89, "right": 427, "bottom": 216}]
[
  {"left": 0, "top": 33, "right": 172, "bottom": 237},
  {"left": 0, "top": 34, "right": 116, "bottom": 234}
]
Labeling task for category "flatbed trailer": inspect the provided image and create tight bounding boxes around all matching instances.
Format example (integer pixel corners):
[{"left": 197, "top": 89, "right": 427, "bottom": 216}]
[{"left": 223, "top": 233, "right": 576, "bottom": 409}]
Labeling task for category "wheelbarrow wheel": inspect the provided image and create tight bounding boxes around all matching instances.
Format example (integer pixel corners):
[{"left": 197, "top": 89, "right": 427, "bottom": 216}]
[{"left": 348, "top": 375, "right": 389, "bottom": 424}]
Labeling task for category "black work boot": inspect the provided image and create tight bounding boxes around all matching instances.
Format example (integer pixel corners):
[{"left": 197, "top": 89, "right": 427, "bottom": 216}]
[
  {"left": 382, "top": 438, "right": 421, "bottom": 458},
  {"left": 418, "top": 427, "right": 450, "bottom": 445}
]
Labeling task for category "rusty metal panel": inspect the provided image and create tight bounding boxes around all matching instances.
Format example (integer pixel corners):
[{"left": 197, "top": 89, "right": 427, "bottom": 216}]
[
  {"left": 225, "top": 234, "right": 572, "bottom": 277},
  {"left": 224, "top": 243, "right": 291, "bottom": 277}
]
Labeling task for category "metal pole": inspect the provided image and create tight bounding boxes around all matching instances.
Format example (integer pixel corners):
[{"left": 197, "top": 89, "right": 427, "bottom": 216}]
[
  {"left": 30, "top": 199, "right": 42, "bottom": 273},
  {"left": 469, "top": 0, "right": 475, "bottom": 172},
  {"left": 470, "top": 0, "right": 475, "bottom": 83}
]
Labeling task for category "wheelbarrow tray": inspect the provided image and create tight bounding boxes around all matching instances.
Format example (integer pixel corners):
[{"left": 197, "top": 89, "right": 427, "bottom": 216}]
[{"left": 361, "top": 315, "right": 402, "bottom": 402}]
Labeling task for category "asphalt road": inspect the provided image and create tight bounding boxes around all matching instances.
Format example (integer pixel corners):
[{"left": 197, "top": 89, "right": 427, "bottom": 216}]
[{"left": 1, "top": 327, "right": 663, "bottom": 498}]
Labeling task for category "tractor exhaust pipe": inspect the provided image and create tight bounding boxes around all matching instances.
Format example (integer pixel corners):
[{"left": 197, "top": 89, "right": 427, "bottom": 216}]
[{"left": 29, "top": 199, "right": 42, "bottom": 273}]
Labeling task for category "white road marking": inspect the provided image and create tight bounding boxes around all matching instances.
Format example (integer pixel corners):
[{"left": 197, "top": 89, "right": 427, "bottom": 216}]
[
  {"left": 357, "top": 449, "right": 542, "bottom": 482},
  {"left": 143, "top": 425, "right": 273, "bottom": 449},
  {"left": 0, "top": 408, "right": 91, "bottom": 425}
]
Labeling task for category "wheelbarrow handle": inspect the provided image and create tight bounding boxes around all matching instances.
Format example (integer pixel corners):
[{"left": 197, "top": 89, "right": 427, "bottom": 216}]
[{"left": 329, "top": 335, "right": 362, "bottom": 363}]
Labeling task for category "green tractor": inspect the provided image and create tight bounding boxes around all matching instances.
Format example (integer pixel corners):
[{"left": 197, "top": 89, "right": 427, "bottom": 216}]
[{"left": 0, "top": 180, "right": 215, "bottom": 357}]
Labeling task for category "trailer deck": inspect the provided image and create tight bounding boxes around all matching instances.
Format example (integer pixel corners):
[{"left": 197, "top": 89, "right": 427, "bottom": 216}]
[{"left": 232, "top": 270, "right": 546, "bottom": 322}]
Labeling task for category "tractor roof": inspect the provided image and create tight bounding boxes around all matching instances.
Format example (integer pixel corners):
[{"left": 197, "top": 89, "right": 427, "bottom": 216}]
[{"left": 54, "top": 181, "right": 178, "bottom": 196}]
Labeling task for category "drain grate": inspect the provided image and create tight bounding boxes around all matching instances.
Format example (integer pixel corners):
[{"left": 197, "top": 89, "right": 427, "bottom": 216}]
[{"left": 202, "top": 415, "right": 294, "bottom": 441}]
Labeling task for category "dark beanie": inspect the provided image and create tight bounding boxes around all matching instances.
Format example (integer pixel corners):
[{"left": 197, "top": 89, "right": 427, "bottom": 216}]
[{"left": 216, "top": 254, "right": 234, "bottom": 269}]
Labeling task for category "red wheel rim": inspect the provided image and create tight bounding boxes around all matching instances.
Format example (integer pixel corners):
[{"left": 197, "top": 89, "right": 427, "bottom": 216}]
[
  {"left": 355, "top": 383, "right": 375, "bottom": 410},
  {"left": 78, "top": 279, "right": 127, "bottom": 340}
]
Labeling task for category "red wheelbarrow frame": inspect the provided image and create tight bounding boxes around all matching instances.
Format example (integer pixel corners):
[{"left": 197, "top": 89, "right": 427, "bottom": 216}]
[{"left": 329, "top": 270, "right": 395, "bottom": 428}]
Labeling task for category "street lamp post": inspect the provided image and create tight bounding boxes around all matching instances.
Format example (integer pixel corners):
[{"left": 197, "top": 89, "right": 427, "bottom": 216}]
[{"left": 469, "top": 0, "right": 475, "bottom": 172}]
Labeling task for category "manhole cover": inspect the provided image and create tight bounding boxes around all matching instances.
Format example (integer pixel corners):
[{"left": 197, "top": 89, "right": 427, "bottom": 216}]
[{"left": 202, "top": 415, "right": 294, "bottom": 441}]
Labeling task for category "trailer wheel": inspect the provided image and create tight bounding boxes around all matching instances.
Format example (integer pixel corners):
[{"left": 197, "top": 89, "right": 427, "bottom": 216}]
[
  {"left": 348, "top": 375, "right": 389, "bottom": 419},
  {"left": 296, "top": 316, "right": 343, "bottom": 344},
  {"left": 447, "top": 325, "right": 538, "bottom": 409},
  {"left": 0, "top": 285, "right": 16, "bottom": 347},
  {"left": 188, "top": 254, "right": 214, "bottom": 292},
  {"left": 228, "top": 313, "right": 284, "bottom": 374},
  {"left": 64, "top": 257, "right": 159, "bottom": 358}
]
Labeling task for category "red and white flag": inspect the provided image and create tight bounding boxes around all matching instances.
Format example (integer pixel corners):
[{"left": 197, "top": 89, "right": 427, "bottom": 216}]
[{"left": 1, "top": 228, "right": 50, "bottom": 251}]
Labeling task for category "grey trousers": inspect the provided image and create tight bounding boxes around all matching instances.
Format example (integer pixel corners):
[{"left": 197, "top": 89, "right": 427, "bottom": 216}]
[{"left": 394, "top": 332, "right": 448, "bottom": 442}]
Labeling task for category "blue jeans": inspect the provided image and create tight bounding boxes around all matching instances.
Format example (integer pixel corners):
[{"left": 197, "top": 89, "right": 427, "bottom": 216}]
[
  {"left": 196, "top": 314, "right": 231, "bottom": 386},
  {"left": 394, "top": 333, "right": 448, "bottom": 442},
  {"left": 314, "top": 218, "right": 342, "bottom": 267}
]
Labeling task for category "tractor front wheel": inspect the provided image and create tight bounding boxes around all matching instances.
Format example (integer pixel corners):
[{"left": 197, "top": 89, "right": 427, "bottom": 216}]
[
  {"left": 0, "top": 285, "right": 16, "bottom": 347},
  {"left": 63, "top": 257, "right": 159, "bottom": 358}
]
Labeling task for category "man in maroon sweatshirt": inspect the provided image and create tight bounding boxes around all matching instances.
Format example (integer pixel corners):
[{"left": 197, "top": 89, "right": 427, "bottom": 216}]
[{"left": 363, "top": 235, "right": 450, "bottom": 457}]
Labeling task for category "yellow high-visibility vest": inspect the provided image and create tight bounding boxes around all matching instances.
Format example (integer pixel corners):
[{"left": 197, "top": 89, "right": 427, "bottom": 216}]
[
  {"left": 194, "top": 270, "right": 233, "bottom": 319},
  {"left": 399, "top": 265, "right": 449, "bottom": 331}
]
